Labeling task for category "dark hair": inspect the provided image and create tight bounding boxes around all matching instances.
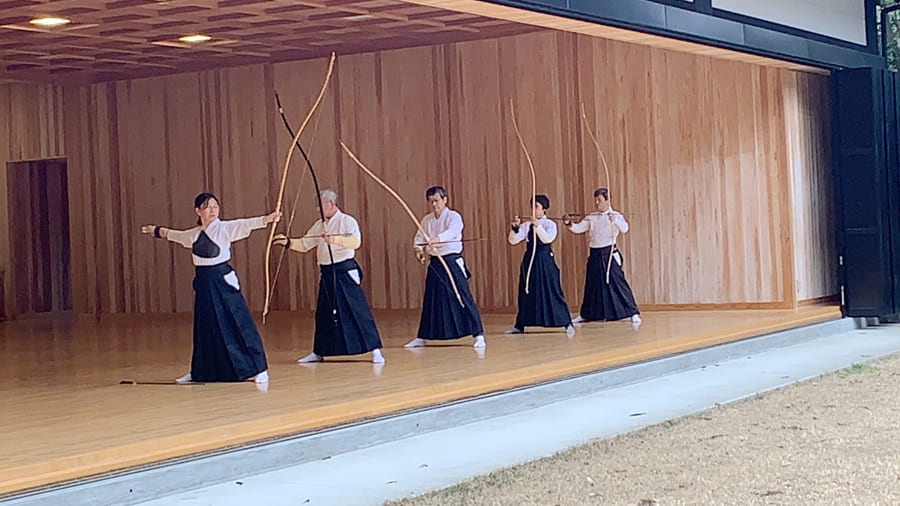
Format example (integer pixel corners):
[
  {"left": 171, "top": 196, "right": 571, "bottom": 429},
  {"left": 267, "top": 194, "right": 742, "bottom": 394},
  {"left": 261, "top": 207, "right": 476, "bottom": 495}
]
[
  {"left": 194, "top": 192, "right": 219, "bottom": 225},
  {"left": 425, "top": 186, "right": 447, "bottom": 199},
  {"left": 593, "top": 188, "right": 609, "bottom": 200},
  {"left": 532, "top": 194, "right": 550, "bottom": 210},
  {"left": 194, "top": 192, "right": 218, "bottom": 209}
]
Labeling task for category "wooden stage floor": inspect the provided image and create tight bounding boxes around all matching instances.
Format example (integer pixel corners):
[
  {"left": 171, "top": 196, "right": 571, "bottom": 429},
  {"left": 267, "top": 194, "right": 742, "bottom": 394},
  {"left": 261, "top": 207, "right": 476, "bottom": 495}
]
[{"left": 0, "top": 305, "right": 840, "bottom": 496}]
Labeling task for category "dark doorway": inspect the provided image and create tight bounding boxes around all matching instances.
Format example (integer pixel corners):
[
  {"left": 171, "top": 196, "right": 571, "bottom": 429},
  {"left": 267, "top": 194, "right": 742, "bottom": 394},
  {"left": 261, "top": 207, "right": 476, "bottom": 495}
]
[{"left": 6, "top": 158, "right": 72, "bottom": 317}]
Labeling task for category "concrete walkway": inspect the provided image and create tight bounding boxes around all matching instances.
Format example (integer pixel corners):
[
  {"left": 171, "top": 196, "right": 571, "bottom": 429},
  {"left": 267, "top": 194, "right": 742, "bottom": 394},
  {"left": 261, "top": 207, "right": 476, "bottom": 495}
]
[{"left": 130, "top": 321, "right": 900, "bottom": 506}]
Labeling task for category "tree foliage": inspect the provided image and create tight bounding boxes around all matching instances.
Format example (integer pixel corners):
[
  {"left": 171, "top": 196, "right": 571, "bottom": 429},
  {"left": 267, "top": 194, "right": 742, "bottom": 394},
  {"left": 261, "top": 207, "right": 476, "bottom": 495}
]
[{"left": 881, "top": 0, "right": 900, "bottom": 71}]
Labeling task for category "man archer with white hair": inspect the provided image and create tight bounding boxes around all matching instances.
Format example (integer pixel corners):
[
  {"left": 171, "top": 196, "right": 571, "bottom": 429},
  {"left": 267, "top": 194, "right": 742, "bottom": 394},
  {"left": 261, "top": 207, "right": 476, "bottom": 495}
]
[{"left": 275, "top": 189, "right": 384, "bottom": 364}]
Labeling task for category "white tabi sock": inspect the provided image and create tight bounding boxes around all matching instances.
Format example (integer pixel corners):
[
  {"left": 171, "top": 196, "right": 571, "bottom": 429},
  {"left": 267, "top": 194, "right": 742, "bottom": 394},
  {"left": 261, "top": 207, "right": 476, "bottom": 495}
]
[
  {"left": 298, "top": 352, "right": 323, "bottom": 363},
  {"left": 404, "top": 338, "right": 426, "bottom": 348}
]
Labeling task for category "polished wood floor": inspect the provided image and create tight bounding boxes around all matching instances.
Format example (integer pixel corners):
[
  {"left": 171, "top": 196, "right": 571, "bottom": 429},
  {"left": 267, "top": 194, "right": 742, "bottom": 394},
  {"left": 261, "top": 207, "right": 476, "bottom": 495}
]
[{"left": 0, "top": 306, "right": 840, "bottom": 496}]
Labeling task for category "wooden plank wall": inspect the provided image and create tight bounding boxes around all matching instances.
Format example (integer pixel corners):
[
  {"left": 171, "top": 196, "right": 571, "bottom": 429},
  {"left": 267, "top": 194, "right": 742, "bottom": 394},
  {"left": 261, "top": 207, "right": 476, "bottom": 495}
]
[
  {"left": 62, "top": 70, "right": 279, "bottom": 315},
  {"left": 574, "top": 38, "right": 795, "bottom": 307},
  {"left": 0, "top": 84, "right": 66, "bottom": 319},
  {"left": 783, "top": 71, "right": 838, "bottom": 302},
  {"left": 0, "top": 30, "right": 835, "bottom": 315}
]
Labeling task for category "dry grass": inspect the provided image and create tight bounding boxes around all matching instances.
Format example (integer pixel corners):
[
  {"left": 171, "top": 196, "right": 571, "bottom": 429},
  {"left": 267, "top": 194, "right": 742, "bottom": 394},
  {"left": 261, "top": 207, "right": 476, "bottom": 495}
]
[{"left": 388, "top": 353, "right": 900, "bottom": 506}]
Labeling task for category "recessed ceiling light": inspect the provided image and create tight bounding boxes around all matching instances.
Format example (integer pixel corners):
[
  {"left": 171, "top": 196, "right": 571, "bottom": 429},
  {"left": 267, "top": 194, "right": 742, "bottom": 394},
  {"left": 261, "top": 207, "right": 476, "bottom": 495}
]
[
  {"left": 178, "top": 34, "right": 211, "bottom": 44},
  {"left": 29, "top": 16, "right": 71, "bottom": 28}
]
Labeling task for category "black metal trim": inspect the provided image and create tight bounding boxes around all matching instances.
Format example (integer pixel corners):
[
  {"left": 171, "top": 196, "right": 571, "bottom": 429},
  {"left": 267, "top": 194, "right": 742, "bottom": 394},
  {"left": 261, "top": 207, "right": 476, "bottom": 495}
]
[
  {"left": 866, "top": 0, "right": 880, "bottom": 55},
  {"left": 707, "top": 6, "right": 870, "bottom": 53},
  {"left": 830, "top": 73, "right": 845, "bottom": 316},
  {"left": 482, "top": 0, "right": 882, "bottom": 69},
  {"left": 642, "top": 0, "right": 872, "bottom": 52},
  {"left": 693, "top": 0, "right": 712, "bottom": 15}
]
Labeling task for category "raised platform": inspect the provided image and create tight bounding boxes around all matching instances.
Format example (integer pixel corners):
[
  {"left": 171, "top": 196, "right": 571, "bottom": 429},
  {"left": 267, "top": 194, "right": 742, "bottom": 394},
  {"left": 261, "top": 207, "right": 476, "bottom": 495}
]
[{"left": 0, "top": 305, "right": 841, "bottom": 498}]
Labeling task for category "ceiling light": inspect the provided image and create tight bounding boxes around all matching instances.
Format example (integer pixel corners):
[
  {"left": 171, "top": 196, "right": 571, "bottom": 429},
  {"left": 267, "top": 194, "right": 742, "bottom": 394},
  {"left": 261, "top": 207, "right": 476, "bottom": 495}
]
[
  {"left": 178, "top": 34, "right": 211, "bottom": 44},
  {"left": 29, "top": 16, "right": 71, "bottom": 28}
]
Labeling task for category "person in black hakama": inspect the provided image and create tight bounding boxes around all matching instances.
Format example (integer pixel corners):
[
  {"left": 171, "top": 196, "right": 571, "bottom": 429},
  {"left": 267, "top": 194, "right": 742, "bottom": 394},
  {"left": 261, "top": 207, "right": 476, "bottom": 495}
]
[
  {"left": 564, "top": 188, "right": 641, "bottom": 326},
  {"left": 274, "top": 189, "right": 384, "bottom": 364},
  {"left": 404, "top": 186, "right": 486, "bottom": 349},
  {"left": 507, "top": 194, "right": 575, "bottom": 336},
  {"left": 142, "top": 192, "right": 281, "bottom": 384}
]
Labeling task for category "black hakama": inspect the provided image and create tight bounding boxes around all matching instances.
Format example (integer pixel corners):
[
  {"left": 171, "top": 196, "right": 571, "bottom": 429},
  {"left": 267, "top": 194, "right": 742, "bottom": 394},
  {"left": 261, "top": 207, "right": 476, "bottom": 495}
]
[
  {"left": 191, "top": 262, "right": 268, "bottom": 381},
  {"left": 417, "top": 253, "right": 484, "bottom": 339},
  {"left": 514, "top": 229, "right": 572, "bottom": 329},
  {"left": 580, "top": 246, "right": 639, "bottom": 321},
  {"left": 313, "top": 259, "right": 383, "bottom": 357}
]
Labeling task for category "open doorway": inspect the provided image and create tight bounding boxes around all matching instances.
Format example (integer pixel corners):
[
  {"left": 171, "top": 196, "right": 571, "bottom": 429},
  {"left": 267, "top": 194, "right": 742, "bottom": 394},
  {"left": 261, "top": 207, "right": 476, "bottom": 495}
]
[{"left": 6, "top": 158, "right": 72, "bottom": 317}]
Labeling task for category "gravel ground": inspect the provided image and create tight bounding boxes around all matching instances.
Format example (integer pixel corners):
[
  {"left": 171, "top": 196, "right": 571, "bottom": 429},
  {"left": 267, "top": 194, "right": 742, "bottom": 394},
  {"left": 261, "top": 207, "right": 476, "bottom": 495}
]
[{"left": 388, "top": 353, "right": 900, "bottom": 506}]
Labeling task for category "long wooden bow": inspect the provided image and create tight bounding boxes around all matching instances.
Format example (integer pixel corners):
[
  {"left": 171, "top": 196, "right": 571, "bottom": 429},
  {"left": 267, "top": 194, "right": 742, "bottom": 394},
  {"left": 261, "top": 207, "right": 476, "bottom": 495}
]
[
  {"left": 509, "top": 99, "right": 538, "bottom": 294},
  {"left": 580, "top": 102, "right": 616, "bottom": 284},
  {"left": 263, "top": 52, "right": 336, "bottom": 321},
  {"left": 339, "top": 141, "right": 466, "bottom": 308},
  {"left": 265, "top": 92, "right": 320, "bottom": 307},
  {"left": 269, "top": 89, "right": 338, "bottom": 317}
]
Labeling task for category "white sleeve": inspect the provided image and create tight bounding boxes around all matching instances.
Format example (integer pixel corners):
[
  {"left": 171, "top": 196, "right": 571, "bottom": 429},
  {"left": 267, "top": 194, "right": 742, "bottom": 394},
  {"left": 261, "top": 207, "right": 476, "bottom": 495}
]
[
  {"left": 508, "top": 225, "right": 526, "bottom": 245},
  {"left": 567, "top": 219, "right": 591, "bottom": 234},
  {"left": 220, "top": 217, "right": 267, "bottom": 242},
  {"left": 436, "top": 212, "right": 463, "bottom": 242},
  {"left": 612, "top": 213, "right": 629, "bottom": 234},
  {"left": 295, "top": 221, "right": 321, "bottom": 253},
  {"left": 331, "top": 215, "right": 362, "bottom": 250},
  {"left": 413, "top": 216, "right": 427, "bottom": 246},
  {"left": 347, "top": 215, "right": 361, "bottom": 241},
  {"left": 165, "top": 228, "right": 197, "bottom": 249},
  {"left": 534, "top": 219, "right": 557, "bottom": 243}
]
